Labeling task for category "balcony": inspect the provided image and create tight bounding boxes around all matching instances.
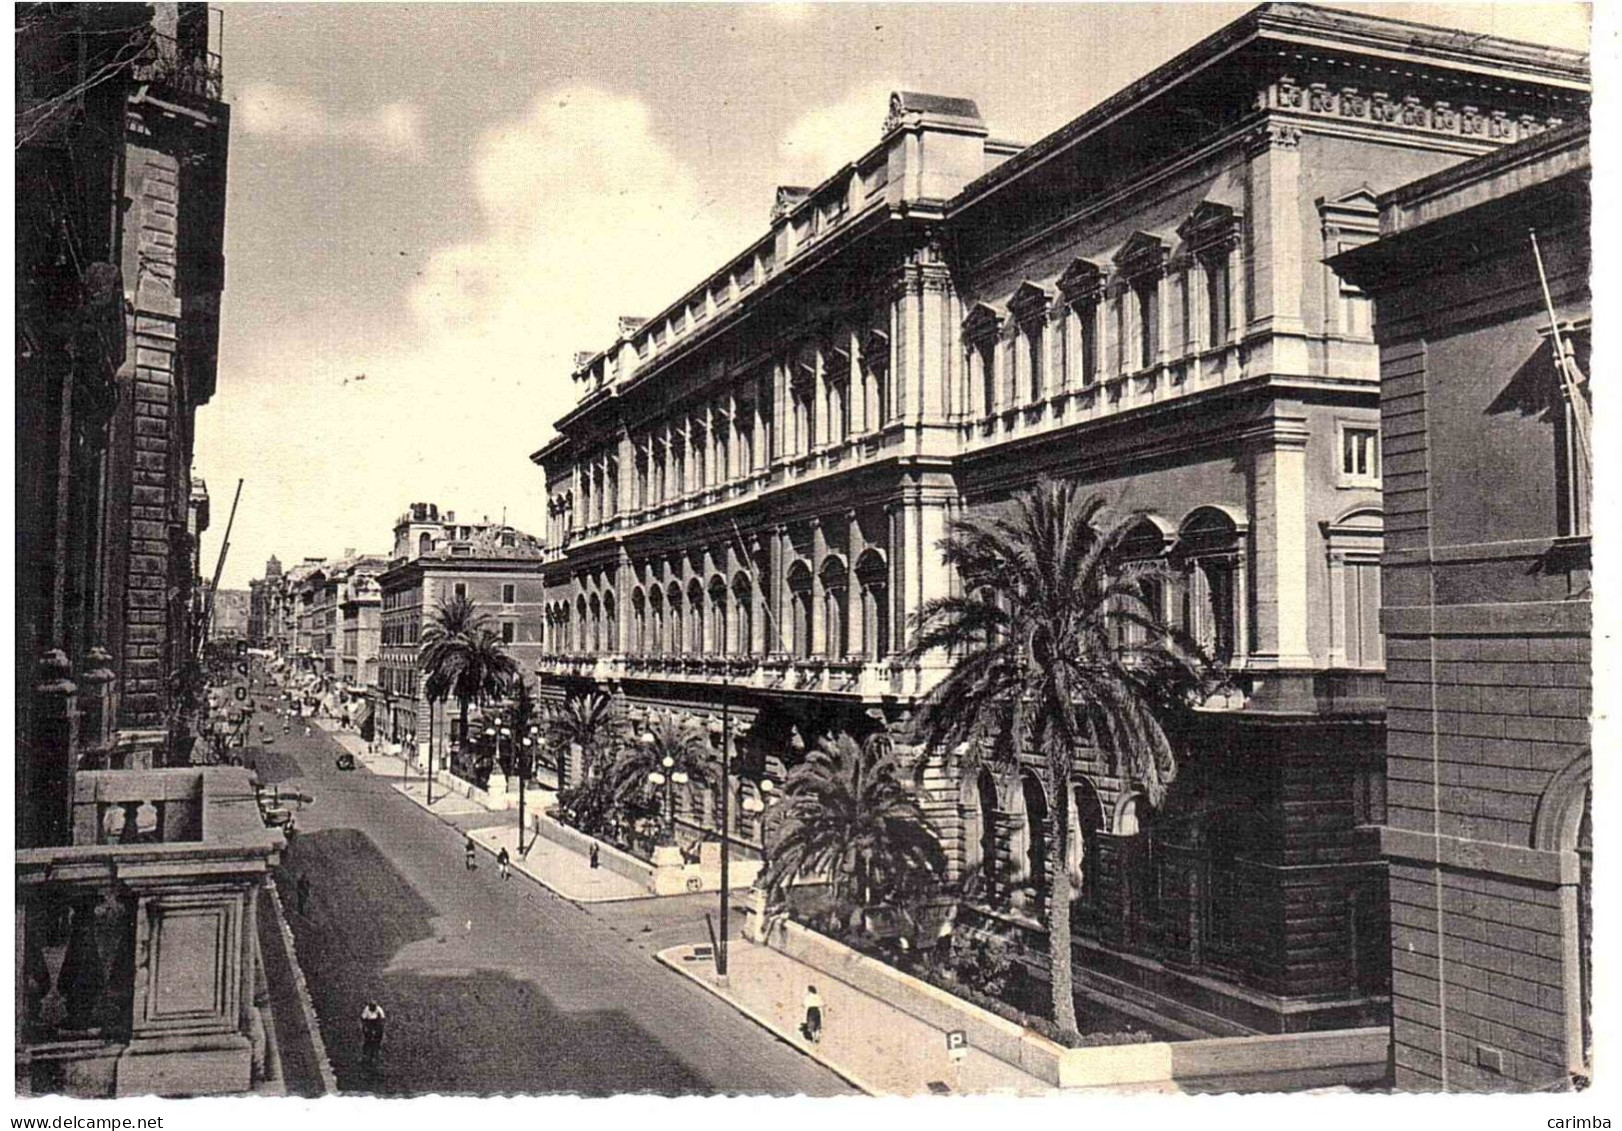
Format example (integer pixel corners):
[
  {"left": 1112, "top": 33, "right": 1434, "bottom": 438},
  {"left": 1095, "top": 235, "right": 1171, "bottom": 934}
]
[
  {"left": 541, "top": 652, "right": 898, "bottom": 698},
  {"left": 131, "top": 30, "right": 224, "bottom": 102},
  {"left": 16, "top": 767, "right": 283, "bottom": 1097}
]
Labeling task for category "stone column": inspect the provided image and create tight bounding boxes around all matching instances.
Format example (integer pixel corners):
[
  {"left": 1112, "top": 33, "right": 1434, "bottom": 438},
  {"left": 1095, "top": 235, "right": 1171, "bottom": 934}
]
[
  {"left": 26, "top": 651, "right": 78, "bottom": 847},
  {"left": 847, "top": 510, "right": 865, "bottom": 658}
]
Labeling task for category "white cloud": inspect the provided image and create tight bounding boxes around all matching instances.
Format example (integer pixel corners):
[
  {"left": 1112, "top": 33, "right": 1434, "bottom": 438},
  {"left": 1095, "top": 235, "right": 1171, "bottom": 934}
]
[
  {"left": 236, "top": 81, "right": 424, "bottom": 158},
  {"left": 201, "top": 86, "right": 754, "bottom": 569},
  {"left": 777, "top": 79, "right": 899, "bottom": 187}
]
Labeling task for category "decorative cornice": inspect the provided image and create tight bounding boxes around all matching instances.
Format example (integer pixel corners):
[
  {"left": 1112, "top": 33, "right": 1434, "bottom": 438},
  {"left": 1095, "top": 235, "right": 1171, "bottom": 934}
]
[{"left": 1258, "top": 75, "right": 1571, "bottom": 145}]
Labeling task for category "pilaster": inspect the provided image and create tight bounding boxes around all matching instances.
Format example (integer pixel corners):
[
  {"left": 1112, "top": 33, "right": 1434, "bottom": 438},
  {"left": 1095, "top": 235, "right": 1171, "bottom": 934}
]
[{"left": 1244, "top": 413, "right": 1314, "bottom": 667}]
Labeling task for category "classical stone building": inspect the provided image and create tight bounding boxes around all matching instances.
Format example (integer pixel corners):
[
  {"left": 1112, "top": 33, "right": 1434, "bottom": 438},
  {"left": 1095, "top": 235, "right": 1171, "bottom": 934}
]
[
  {"left": 372, "top": 505, "right": 547, "bottom": 757},
  {"left": 19, "top": 0, "right": 232, "bottom": 827},
  {"left": 1336, "top": 123, "right": 1590, "bottom": 1091},
  {"left": 532, "top": 3, "right": 1586, "bottom": 1036},
  {"left": 16, "top": 4, "right": 288, "bottom": 1098}
]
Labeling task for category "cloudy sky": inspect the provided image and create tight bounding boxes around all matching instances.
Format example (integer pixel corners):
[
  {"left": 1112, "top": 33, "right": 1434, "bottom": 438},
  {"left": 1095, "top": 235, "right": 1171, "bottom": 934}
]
[{"left": 196, "top": 1, "right": 1590, "bottom": 588}]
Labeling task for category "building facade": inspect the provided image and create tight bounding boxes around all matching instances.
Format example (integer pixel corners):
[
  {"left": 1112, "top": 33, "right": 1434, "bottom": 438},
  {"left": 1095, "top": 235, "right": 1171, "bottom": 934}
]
[
  {"left": 372, "top": 506, "right": 547, "bottom": 756},
  {"left": 1337, "top": 123, "right": 1590, "bottom": 1091},
  {"left": 18, "top": 0, "right": 231, "bottom": 814},
  {"left": 532, "top": 4, "right": 1586, "bottom": 1035},
  {"left": 15, "top": 5, "right": 286, "bottom": 1099}
]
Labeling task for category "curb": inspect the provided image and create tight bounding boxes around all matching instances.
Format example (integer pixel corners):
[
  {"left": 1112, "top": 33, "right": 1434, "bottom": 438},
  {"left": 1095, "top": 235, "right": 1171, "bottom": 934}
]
[
  {"left": 655, "top": 945, "right": 883, "bottom": 1097},
  {"left": 266, "top": 877, "right": 340, "bottom": 1096},
  {"left": 465, "top": 826, "right": 656, "bottom": 905}
]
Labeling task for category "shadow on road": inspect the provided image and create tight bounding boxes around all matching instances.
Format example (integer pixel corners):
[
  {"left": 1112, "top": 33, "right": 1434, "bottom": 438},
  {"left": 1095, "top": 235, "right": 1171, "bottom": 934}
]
[{"left": 277, "top": 826, "right": 710, "bottom": 1096}]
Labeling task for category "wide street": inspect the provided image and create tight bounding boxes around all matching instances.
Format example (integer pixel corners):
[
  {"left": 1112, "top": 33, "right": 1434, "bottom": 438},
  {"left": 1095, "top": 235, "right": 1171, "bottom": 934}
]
[{"left": 246, "top": 709, "right": 851, "bottom": 1097}]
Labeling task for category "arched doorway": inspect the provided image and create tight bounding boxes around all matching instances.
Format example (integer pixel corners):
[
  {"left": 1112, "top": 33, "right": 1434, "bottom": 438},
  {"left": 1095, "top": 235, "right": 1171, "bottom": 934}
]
[
  {"left": 1020, "top": 774, "right": 1049, "bottom": 915},
  {"left": 1069, "top": 778, "right": 1105, "bottom": 935}
]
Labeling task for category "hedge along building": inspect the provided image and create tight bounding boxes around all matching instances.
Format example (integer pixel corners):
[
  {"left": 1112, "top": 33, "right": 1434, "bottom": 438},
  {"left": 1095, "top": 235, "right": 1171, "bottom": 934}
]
[{"left": 530, "top": 3, "right": 1587, "bottom": 1035}]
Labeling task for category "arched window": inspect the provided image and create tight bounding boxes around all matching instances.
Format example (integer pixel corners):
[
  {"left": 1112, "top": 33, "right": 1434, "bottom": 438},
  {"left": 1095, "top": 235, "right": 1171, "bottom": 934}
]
[
  {"left": 588, "top": 594, "right": 601, "bottom": 653},
  {"left": 667, "top": 582, "right": 684, "bottom": 655},
  {"left": 418, "top": 531, "right": 432, "bottom": 557},
  {"left": 603, "top": 593, "right": 617, "bottom": 653},
  {"left": 856, "top": 549, "right": 889, "bottom": 659},
  {"left": 1114, "top": 515, "right": 1174, "bottom": 652},
  {"left": 649, "top": 586, "right": 665, "bottom": 654},
  {"left": 687, "top": 580, "right": 705, "bottom": 655},
  {"left": 709, "top": 577, "right": 729, "bottom": 655},
  {"left": 787, "top": 561, "right": 814, "bottom": 658},
  {"left": 631, "top": 589, "right": 647, "bottom": 653},
  {"left": 732, "top": 575, "right": 753, "bottom": 655},
  {"left": 1175, "top": 506, "right": 1246, "bottom": 665},
  {"left": 820, "top": 556, "right": 849, "bottom": 658}
]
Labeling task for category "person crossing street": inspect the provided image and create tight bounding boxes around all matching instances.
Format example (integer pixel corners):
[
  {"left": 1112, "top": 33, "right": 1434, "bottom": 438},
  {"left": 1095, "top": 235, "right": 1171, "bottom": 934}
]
[
  {"left": 497, "top": 845, "right": 511, "bottom": 880},
  {"left": 360, "top": 1000, "right": 387, "bottom": 1066}
]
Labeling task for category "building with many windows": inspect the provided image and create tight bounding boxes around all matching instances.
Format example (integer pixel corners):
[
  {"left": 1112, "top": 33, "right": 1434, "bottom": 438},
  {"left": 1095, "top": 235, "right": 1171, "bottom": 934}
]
[
  {"left": 1337, "top": 122, "right": 1590, "bottom": 1092},
  {"left": 532, "top": 3, "right": 1586, "bottom": 1036},
  {"left": 372, "top": 505, "right": 547, "bottom": 757}
]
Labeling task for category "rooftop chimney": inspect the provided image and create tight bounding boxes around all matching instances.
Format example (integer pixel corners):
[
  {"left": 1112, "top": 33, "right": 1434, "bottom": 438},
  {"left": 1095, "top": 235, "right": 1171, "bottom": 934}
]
[{"left": 343, "top": 547, "right": 355, "bottom": 558}]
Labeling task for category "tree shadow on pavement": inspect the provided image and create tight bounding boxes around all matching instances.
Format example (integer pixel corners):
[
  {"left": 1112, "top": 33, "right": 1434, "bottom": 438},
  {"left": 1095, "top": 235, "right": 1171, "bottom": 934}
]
[{"left": 278, "top": 827, "right": 711, "bottom": 1096}]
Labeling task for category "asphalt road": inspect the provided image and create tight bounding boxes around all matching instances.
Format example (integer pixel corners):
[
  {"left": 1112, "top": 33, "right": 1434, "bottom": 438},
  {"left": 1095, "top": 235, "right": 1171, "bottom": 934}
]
[{"left": 253, "top": 713, "right": 851, "bottom": 1097}]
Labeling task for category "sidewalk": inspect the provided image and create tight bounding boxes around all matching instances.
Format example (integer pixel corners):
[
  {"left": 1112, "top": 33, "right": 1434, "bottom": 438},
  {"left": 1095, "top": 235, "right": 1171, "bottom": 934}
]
[
  {"left": 658, "top": 941, "right": 1054, "bottom": 1096},
  {"left": 324, "top": 720, "right": 653, "bottom": 902},
  {"left": 467, "top": 824, "right": 649, "bottom": 903}
]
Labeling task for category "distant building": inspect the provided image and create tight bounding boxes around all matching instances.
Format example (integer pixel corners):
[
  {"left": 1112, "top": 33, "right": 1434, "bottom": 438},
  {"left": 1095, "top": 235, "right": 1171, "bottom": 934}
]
[
  {"left": 201, "top": 585, "right": 251, "bottom": 638},
  {"left": 373, "top": 505, "right": 546, "bottom": 756},
  {"left": 1336, "top": 123, "right": 1590, "bottom": 1091}
]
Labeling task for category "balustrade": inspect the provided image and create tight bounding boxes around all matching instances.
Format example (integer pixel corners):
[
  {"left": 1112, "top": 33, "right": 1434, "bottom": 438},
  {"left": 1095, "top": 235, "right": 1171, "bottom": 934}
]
[{"left": 16, "top": 766, "right": 282, "bottom": 1098}]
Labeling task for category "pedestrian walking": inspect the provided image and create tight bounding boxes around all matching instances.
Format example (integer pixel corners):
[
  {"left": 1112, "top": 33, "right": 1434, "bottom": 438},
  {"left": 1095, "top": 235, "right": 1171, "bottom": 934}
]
[
  {"left": 589, "top": 842, "right": 600, "bottom": 870},
  {"left": 497, "top": 846, "right": 511, "bottom": 880},
  {"left": 296, "top": 873, "right": 311, "bottom": 916},
  {"left": 801, "top": 985, "right": 824, "bottom": 1044},
  {"left": 360, "top": 1000, "right": 386, "bottom": 1064},
  {"left": 304, "top": 725, "right": 312, "bottom": 738},
  {"left": 465, "top": 835, "right": 477, "bottom": 871}
]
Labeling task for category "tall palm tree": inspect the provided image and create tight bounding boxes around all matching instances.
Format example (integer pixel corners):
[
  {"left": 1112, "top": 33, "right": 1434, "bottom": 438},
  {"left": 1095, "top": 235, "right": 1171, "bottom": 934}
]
[
  {"left": 419, "top": 594, "right": 518, "bottom": 776},
  {"left": 544, "top": 689, "right": 624, "bottom": 787},
  {"left": 761, "top": 732, "right": 947, "bottom": 925},
  {"left": 906, "top": 478, "right": 1215, "bottom": 1038},
  {"left": 610, "top": 713, "right": 717, "bottom": 841}
]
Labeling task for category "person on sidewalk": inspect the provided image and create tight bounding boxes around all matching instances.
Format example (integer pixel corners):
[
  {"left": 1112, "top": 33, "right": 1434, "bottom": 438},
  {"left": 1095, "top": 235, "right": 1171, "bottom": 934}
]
[
  {"left": 465, "top": 835, "right": 477, "bottom": 871},
  {"left": 360, "top": 1000, "right": 387, "bottom": 1065},
  {"left": 497, "top": 846, "right": 511, "bottom": 880},
  {"left": 801, "top": 985, "right": 824, "bottom": 1044},
  {"left": 589, "top": 842, "right": 600, "bottom": 870},
  {"left": 296, "top": 873, "right": 311, "bottom": 916}
]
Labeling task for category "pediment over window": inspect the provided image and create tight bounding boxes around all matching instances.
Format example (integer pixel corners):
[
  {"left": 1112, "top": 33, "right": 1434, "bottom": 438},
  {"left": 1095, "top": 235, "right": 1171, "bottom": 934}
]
[
  {"left": 1177, "top": 201, "right": 1242, "bottom": 251},
  {"left": 862, "top": 326, "right": 891, "bottom": 373},
  {"left": 1007, "top": 280, "right": 1052, "bottom": 324},
  {"left": 1113, "top": 231, "right": 1170, "bottom": 278},
  {"left": 1057, "top": 257, "right": 1106, "bottom": 304},
  {"left": 962, "top": 302, "right": 1004, "bottom": 343},
  {"left": 1318, "top": 186, "right": 1381, "bottom": 238}
]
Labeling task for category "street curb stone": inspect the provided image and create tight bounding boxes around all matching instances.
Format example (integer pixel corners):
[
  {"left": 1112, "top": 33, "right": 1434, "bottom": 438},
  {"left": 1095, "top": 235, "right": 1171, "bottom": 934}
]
[
  {"left": 267, "top": 876, "right": 340, "bottom": 1095},
  {"left": 655, "top": 945, "right": 883, "bottom": 1097}
]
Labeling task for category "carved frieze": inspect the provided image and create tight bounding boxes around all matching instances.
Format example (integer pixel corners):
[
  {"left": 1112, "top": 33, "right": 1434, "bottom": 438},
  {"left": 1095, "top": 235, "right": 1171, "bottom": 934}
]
[{"left": 1256, "top": 74, "right": 1568, "bottom": 144}]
